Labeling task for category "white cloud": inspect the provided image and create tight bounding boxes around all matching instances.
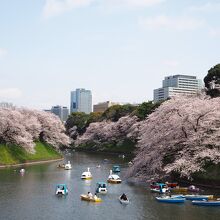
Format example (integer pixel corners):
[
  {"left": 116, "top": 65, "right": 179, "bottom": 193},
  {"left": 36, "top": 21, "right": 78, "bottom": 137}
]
[
  {"left": 0, "top": 48, "right": 8, "bottom": 58},
  {"left": 106, "top": 0, "right": 165, "bottom": 7},
  {"left": 0, "top": 88, "right": 22, "bottom": 99},
  {"left": 43, "top": 0, "right": 95, "bottom": 18},
  {"left": 189, "top": 2, "right": 220, "bottom": 12},
  {"left": 209, "top": 28, "right": 220, "bottom": 37},
  {"left": 139, "top": 15, "right": 205, "bottom": 31},
  {"left": 42, "top": 0, "right": 165, "bottom": 18}
]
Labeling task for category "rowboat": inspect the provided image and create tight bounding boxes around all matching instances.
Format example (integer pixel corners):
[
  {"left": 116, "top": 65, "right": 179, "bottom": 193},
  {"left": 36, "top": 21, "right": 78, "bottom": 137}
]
[
  {"left": 167, "top": 195, "right": 184, "bottom": 199},
  {"left": 188, "top": 185, "right": 200, "bottom": 193},
  {"left": 156, "top": 196, "right": 185, "bottom": 203},
  {"left": 166, "top": 182, "right": 178, "bottom": 188},
  {"left": 184, "top": 195, "right": 213, "bottom": 200},
  {"left": 151, "top": 188, "right": 160, "bottom": 193},
  {"left": 119, "top": 197, "right": 129, "bottom": 205},
  {"left": 192, "top": 200, "right": 220, "bottom": 206},
  {"left": 170, "top": 187, "right": 188, "bottom": 193},
  {"left": 150, "top": 188, "right": 168, "bottom": 193},
  {"left": 80, "top": 194, "right": 102, "bottom": 202},
  {"left": 57, "top": 164, "right": 65, "bottom": 168}
]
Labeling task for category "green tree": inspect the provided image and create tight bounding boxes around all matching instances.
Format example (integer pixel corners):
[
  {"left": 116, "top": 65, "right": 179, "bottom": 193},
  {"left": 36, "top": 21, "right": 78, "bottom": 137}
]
[
  {"left": 132, "top": 101, "right": 162, "bottom": 120},
  {"left": 65, "top": 112, "right": 89, "bottom": 134},
  {"left": 86, "top": 112, "right": 103, "bottom": 125},
  {"left": 66, "top": 112, "right": 103, "bottom": 136},
  {"left": 204, "top": 64, "right": 220, "bottom": 97},
  {"left": 102, "top": 104, "right": 137, "bottom": 122}
]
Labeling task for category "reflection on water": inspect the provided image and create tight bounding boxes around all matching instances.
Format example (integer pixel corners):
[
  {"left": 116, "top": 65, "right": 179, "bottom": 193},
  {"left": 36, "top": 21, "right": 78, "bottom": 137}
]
[{"left": 0, "top": 152, "right": 219, "bottom": 220}]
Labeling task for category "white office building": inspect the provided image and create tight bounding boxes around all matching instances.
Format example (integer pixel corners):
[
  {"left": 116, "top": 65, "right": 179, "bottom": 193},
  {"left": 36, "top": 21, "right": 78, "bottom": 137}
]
[
  {"left": 154, "top": 75, "right": 203, "bottom": 102},
  {"left": 70, "top": 88, "right": 92, "bottom": 114}
]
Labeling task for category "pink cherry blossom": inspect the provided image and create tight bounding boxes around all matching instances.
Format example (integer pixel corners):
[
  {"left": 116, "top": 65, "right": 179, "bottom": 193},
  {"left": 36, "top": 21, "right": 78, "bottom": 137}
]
[
  {"left": 127, "top": 94, "right": 220, "bottom": 180},
  {"left": 75, "top": 116, "right": 140, "bottom": 147},
  {"left": 0, "top": 107, "right": 70, "bottom": 153}
]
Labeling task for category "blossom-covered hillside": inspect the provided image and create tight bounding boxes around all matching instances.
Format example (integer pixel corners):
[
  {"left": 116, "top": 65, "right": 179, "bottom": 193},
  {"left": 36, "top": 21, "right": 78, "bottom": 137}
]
[
  {"left": 127, "top": 95, "right": 220, "bottom": 181},
  {"left": 74, "top": 116, "right": 141, "bottom": 152}
]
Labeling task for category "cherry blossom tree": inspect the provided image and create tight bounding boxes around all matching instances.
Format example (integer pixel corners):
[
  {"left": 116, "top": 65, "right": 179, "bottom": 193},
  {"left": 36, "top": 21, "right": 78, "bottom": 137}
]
[
  {"left": 127, "top": 94, "right": 220, "bottom": 181},
  {"left": 0, "top": 108, "right": 34, "bottom": 152},
  {"left": 75, "top": 116, "right": 140, "bottom": 147},
  {"left": 0, "top": 107, "right": 70, "bottom": 153}
]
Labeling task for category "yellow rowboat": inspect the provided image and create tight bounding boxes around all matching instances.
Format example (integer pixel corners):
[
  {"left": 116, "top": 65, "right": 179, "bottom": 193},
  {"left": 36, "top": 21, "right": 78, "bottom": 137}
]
[
  {"left": 208, "top": 195, "right": 214, "bottom": 200},
  {"left": 171, "top": 187, "right": 188, "bottom": 193},
  {"left": 80, "top": 194, "right": 102, "bottom": 202},
  {"left": 57, "top": 164, "right": 65, "bottom": 168}
]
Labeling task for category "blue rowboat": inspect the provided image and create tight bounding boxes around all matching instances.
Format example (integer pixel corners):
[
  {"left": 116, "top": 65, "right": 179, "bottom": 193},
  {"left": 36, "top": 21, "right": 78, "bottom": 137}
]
[
  {"left": 156, "top": 196, "right": 185, "bottom": 203},
  {"left": 192, "top": 200, "right": 220, "bottom": 206},
  {"left": 185, "top": 195, "right": 213, "bottom": 201}
]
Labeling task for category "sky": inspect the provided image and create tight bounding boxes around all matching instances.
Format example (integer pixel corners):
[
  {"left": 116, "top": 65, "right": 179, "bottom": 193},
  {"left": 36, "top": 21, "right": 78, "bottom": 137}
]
[{"left": 0, "top": 0, "right": 220, "bottom": 110}]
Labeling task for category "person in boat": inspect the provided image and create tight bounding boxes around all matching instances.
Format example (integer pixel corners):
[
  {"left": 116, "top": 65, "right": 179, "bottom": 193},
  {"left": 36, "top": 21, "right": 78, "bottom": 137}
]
[
  {"left": 88, "top": 192, "right": 93, "bottom": 198},
  {"left": 94, "top": 193, "right": 98, "bottom": 200},
  {"left": 120, "top": 193, "right": 128, "bottom": 201}
]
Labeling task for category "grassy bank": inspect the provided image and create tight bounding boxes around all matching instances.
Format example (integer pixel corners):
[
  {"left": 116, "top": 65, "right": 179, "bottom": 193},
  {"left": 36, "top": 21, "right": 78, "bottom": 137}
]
[
  {"left": 76, "top": 139, "right": 136, "bottom": 154},
  {"left": 0, "top": 142, "right": 62, "bottom": 165}
]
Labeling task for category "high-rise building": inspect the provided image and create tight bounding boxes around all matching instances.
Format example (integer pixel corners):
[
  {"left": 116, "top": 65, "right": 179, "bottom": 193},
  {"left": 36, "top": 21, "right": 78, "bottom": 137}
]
[
  {"left": 93, "top": 101, "right": 119, "bottom": 113},
  {"left": 51, "top": 105, "right": 69, "bottom": 121},
  {"left": 154, "top": 75, "right": 203, "bottom": 102},
  {"left": 70, "top": 88, "right": 92, "bottom": 114}
]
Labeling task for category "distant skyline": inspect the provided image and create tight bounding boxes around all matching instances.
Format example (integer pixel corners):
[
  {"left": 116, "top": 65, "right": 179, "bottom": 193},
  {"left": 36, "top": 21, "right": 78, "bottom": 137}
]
[{"left": 0, "top": 0, "right": 220, "bottom": 109}]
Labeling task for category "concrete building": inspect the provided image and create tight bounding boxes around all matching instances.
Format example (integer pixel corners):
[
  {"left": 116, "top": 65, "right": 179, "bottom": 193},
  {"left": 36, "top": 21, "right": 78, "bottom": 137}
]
[
  {"left": 51, "top": 105, "right": 69, "bottom": 121},
  {"left": 0, "top": 102, "right": 14, "bottom": 108},
  {"left": 93, "top": 101, "right": 119, "bottom": 113},
  {"left": 70, "top": 88, "right": 92, "bottom": 114},
  {"left": 44, "top": 109, "right": 51, "bottom": 113},
  {"left": 154, "top": 75, "right": 203, "bottom": 102}
]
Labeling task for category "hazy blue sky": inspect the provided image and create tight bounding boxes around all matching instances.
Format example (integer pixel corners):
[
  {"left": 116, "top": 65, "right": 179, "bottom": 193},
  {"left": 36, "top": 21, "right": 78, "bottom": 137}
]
[{"left": 0, "top": 0, "right": 220, "bottom": 109}]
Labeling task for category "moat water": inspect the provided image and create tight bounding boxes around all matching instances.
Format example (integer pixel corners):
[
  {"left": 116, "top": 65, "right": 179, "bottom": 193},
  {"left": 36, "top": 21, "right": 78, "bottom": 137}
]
[{"left": 0, "top": 152, "right": 219, "bottom": 220}]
